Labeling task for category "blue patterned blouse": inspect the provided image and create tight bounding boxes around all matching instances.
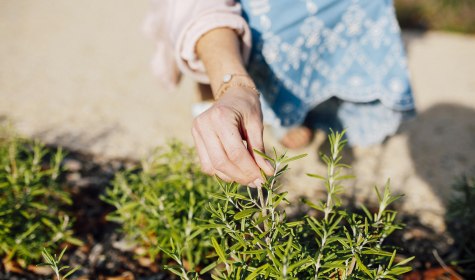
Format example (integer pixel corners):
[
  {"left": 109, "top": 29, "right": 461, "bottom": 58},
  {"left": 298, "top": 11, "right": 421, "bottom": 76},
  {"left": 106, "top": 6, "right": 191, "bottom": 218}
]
[{"left": 239, "top": 0, "right": 416, "bottom": 146}]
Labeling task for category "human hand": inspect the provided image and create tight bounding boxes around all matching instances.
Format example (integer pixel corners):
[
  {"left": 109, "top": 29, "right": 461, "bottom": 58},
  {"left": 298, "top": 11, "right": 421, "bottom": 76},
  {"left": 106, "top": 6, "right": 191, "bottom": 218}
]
[{"left": 191, "top": 87, "right": 274, "bottom": 187}]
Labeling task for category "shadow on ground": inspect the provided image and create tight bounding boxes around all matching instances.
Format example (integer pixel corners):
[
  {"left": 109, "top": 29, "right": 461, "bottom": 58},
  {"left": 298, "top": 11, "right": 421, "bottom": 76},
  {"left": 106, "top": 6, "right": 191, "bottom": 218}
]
[{"left": 404, "top": 103, "right": 475, "bottom": 205}]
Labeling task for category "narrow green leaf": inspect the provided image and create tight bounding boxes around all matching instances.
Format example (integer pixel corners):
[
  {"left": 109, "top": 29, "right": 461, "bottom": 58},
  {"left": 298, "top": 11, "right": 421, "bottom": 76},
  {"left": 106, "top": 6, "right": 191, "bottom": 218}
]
[
  {"left": 389, "top": 266, "right": 414, "bottom": 275},
  {"left": 234, "top": 208, "right": 259, "bottom": 220},
  {"left": 58, "top": 246, "right": 68, "bottom": 262},
  {"left": 200, "top": 261, "right": 217, "bottom": 275},
  {"left": 62, "top": 266, "right": 81, "bottom": 279},
  {"left": 360, "top": 204, "right": 374, "bottom": 221},
  {"left": 253, "top": 149, "right": 273, "bottom": 162},
  {"left": 282, "top": 153, "right": 307, "bottom": 164},
  {"left": 286, "top": 221, "right": 304, "bottom": 227},
  {"left": 335, "top": 174, "right": 355, "bottom": 181},
  {"left": 245, "top": 263, "right": 269, "bottom": 280},
  {"left": 361, "top": 249, "right": 393, "bottom": 257},
  {"left": 307, "top": 173, "right": 326, "bottom": 180},
  {"left": 388, "top": 250, "right": 397, "bottom": 268},
  {"left": 395, "top": 256, "right": 415, "bottom": 267},
  {"left": 354, "top": 253, "right": 372, "bottom": 277},
  {"left": 211, "top": 237, "right": 227, "bottom": 265}
]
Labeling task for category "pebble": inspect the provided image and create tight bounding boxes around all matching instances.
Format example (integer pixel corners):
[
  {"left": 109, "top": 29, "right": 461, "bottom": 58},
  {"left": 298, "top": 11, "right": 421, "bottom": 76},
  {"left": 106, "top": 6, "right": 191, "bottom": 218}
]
[{"left": 63, "top": 158, "right": 83, "bottom": 172}]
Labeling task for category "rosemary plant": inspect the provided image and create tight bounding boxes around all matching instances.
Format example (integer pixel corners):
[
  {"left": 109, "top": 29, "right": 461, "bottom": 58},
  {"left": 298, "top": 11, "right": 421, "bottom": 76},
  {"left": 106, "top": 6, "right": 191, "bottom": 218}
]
[
  {"left": 203, "top": 131, "right": 413, "bottom": 279},
  {"left": 102, "top": 141, "right": 219, "bottom": 278},
  {"left": 105, "top": 132, "right": 413, "bottom": 279},
  {"left": 202, "top": 149, "right": 310, "bottom": 279},
  {"left": 0, "top": 131, "right": 79, "bottom": 262}
]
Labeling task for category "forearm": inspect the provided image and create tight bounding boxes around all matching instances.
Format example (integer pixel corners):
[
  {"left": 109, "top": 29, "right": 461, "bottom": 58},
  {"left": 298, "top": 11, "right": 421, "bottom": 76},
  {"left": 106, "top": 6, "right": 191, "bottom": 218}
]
[{"left": 196, "top": 28, "right": 254, "bottom": 97}]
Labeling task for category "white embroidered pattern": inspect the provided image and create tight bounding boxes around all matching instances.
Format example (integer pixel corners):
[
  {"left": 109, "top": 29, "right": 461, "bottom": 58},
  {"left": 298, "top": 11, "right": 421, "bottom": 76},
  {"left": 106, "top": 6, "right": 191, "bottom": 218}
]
[
  {"left": 250, "top": 0, "right": 412, "bottom": 111},
  {"left": 241, "top": 0, "right": 415, "bottom": 138}
]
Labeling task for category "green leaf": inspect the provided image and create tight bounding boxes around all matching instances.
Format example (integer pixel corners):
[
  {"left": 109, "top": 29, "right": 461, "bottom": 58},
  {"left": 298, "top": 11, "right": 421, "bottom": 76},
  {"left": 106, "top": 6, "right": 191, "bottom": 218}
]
[
  {"left": 241, "top": 249, "right": 267, "bottom": 255},
  {"left": 166, "top": 267, "right": 184, "bottom": 277},
  {"left": 395, "top": 256, "right": 415, "bottom": 267},
  {"left": 226, "top": 193, "right": 249, "bottom": 201},
  {"left": 360, "top": 204, "right": 374, "bottom": 221},
  {"left": 288, "top": 258, "right": 313, "bottom": 273},
  {"left": 354, "top": 253, "right": 372, "bottom": 277},
  {"left": 58, "top": 246, "right": 68, "bottom": 262},
  {"left": 41, "top": 218, "right": 56, "bottom": 230},
  {"left": 389, "top": 266, "right": 414, "bottom": 275},
  {"left": 281, "top": 153, "right": 307, "bottom": 164},
  {"left": 211, "top": 237, "right": 227, "bottom": 265},
  {"left": 200, "top": 261, "right": 217, "bottom": 275},
  {"left": 62, "top": 265, "right": 81, "bottom": 279},
  {"left": 208, "top": 193, "right": 228, "bottom": 201},
  {"left": 234, "top": 208, "right": 259, "bottom": 220},
  {"left": 307, "top": 173, "right": 326, "bottom": 180},
  {"left": 245, "top": 263, "right": 269, "bottom": 280},
  {"left": 252, "top": 149, "right": 273, "bottom": 162},
  {"left": 388, "top": 250, "right": 397, "bottom": 268},
  {"left": 304, "top": 199, "right": 324, "bottom": 211},
  {"left": 286, "top": 221, "right": 304, "bottom": 227},
  {"left": 361, "top": 249, "right": 393, "bottom": 257},
  {"left": 335, "top": 174, "right": 355, "bottom": 181}
]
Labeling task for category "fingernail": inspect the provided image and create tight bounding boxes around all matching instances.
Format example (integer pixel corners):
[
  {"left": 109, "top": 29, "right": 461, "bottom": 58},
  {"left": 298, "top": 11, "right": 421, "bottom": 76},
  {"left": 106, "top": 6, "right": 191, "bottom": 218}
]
[{"left": 253, "top": 178, "right": 264, "bottom": 188}]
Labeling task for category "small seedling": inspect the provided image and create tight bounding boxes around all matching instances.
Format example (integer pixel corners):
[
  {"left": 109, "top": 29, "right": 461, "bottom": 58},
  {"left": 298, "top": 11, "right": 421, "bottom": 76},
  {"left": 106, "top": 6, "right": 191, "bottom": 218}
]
[{"left": 38, "top": 246, "right": 80, "bottom": 280}]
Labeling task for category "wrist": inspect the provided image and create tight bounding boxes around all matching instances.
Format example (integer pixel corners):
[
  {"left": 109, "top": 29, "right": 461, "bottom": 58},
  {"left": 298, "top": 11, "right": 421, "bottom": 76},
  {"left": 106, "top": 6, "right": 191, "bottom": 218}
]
[{"left": 214, "top": 73, "right": 259, "bottom": 99}]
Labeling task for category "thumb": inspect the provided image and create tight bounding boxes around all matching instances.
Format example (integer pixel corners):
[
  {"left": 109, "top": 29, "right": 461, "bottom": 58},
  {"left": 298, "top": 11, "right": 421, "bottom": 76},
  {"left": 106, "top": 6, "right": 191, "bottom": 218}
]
[{"left": 245, "top": 122, "right": 274, "bottom": 176}]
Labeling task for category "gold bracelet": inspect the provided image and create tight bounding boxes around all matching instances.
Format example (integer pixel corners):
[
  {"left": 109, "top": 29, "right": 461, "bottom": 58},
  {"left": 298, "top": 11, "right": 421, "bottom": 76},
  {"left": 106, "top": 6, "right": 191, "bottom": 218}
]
[{"left": 215, "top": 73, "right": 260, "bottom": 99}]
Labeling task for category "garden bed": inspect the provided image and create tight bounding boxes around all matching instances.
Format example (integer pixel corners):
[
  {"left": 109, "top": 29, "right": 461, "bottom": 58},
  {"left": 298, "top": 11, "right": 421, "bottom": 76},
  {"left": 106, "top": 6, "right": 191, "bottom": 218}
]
[{"left": 0, "top": 131, "right": 472, "bottom": 279}]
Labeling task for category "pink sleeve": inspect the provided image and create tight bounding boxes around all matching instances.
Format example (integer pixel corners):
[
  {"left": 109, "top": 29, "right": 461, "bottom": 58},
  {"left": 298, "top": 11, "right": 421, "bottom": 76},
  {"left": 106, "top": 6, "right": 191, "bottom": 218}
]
[{"left": 143, "top": 0, "right": 252, "bottom": 88}]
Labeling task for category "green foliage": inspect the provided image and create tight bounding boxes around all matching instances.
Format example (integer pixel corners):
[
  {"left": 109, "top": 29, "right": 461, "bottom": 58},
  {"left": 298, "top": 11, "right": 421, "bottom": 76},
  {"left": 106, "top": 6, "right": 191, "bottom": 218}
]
[
  {"left": 0, "top": 132, "right": 79, "bottom": 262},
  {"left": 446, "top": 175, "right": 475, "bottom": 276},
  {"left": 101, "top": 141, "right": 219, "bottom": 277},
  {"left": 395, "top": 0, "right": 475, "bottom": 33},
  {"left": 104, "top": 132, "right": 413, "bottom": 279},
  {"left": 38, "top": 246, "right": 80, "bottom": 280},
  {"left": 204, "top": 131, "right": 413, "bottom": 279}
]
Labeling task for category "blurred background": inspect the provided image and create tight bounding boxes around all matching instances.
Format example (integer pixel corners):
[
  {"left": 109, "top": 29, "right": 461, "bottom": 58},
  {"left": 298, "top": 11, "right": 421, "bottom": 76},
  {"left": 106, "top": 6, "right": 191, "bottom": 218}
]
[
  {"left": 395, "top": 0, "right": 475, "bottom": 33},
  {"left": 0, "top": 0, "right": 474, "bottom": 234}
]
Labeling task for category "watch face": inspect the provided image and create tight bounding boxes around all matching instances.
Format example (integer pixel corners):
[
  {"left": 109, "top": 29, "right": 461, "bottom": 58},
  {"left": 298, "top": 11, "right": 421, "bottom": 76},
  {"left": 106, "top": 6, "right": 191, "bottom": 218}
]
[{"left": 223, "top": 74, "right": 232, "bottom": 83}]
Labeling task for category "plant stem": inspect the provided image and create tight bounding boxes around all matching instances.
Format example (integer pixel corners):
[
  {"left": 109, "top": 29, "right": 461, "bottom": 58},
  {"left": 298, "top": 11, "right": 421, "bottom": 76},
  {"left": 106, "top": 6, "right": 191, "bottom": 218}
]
[
  {"left": 324, "top": 139, "right": 339, "bottom": 221},
  {"left": 257, "top": 186, "right": 267, "bottom": 217}
]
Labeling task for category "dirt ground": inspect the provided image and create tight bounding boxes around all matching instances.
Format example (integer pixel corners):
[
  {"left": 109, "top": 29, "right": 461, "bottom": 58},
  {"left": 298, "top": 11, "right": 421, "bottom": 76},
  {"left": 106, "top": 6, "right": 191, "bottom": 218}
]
[{"left": 1, "top": 0, "right": 475, "bottom": 233}]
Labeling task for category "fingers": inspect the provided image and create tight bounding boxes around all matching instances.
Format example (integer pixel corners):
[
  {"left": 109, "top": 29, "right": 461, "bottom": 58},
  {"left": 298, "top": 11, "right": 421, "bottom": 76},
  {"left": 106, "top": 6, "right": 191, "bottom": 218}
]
[
  {"left": 193, "top": 119, "right": 257, "bottom": 185},
  {"left": 191, "top": 126, "right": 215, "bottom": 174},
  {"left": 204, "top": 132, "right": 254, "bottom": 185},
  {"left": 192, "top": 126, "right": 234, "bottom": 182},
  {"left": 245, "top": 122, "right": 274, "bottom": 177},
  {"left": 191, "top": 90, "right": 271, "bottom": 186},
  {"left": 216, "top": 124, "right": 262, "bottom": 182}
]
